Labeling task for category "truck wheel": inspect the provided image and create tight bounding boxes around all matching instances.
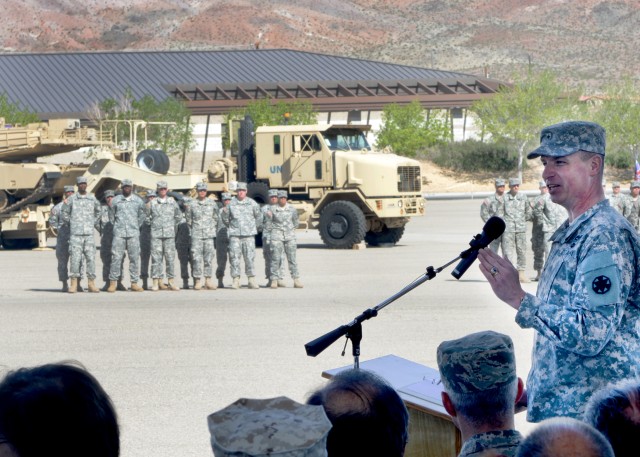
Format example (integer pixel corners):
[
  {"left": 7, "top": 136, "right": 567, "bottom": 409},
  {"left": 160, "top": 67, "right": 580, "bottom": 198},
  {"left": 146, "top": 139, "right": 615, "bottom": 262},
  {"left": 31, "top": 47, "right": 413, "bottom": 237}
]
[
  {"left": 137, "top": 149, "right": 170, "bottom": 174},
  {"left": 319, "top": 201, "right": 366, "bottom": 249},
  {"left": 247, "top": 182, "right": 270, "bottom": 204},
  {"left": 365, "top": 226, "right": 405, "bottom": 247},
  {"left": 1, "top": 238, "right": 38, "bottom": 249}
]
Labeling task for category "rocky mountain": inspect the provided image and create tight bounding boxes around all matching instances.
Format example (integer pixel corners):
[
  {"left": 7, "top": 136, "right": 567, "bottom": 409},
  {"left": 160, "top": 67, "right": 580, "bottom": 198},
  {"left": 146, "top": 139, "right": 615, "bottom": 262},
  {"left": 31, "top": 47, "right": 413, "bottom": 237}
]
[{"left": 2, "top": 0, "right": 638, "bottom": 90}]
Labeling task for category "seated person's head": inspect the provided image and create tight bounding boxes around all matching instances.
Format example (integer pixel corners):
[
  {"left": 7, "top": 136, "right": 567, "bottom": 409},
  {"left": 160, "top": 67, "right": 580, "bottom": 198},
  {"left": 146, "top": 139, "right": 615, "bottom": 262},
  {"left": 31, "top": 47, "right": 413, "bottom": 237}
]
[
  {"left": 0, "top": 362, "right": 119, "bottom": 457},
  {"left": 516, "top": 417, "right": 613, "bottom": 457},
  {"left": 437, "top": 330, "right": 522, "bottom": 429},
  {"left": 584, "top": 379, "right": 640, "bottom": 457},
  {"left": 306, "top": 368, "right": 409, "bottom": 457}
]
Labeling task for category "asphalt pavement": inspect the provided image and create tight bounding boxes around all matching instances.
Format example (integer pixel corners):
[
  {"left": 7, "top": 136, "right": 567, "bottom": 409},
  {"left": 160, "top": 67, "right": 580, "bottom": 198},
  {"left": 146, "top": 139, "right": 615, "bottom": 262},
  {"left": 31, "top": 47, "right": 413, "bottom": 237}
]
[{"left": 0, "top": 198, "right": 539, "bottom": 457}]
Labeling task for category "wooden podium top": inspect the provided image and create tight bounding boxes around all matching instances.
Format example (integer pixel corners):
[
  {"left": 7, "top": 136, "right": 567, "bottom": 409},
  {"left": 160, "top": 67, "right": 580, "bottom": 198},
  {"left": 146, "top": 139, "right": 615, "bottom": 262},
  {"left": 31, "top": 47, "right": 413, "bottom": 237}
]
[{"left": 322, "top": 354, "right": 451, "bottom": 422}]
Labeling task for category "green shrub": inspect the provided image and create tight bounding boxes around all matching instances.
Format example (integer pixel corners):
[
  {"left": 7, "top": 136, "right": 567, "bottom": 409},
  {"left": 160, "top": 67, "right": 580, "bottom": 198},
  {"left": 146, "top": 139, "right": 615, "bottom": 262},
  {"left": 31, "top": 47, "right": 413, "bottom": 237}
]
[{"left": 424, "top": 140, "right": 518, "bottom": 172}]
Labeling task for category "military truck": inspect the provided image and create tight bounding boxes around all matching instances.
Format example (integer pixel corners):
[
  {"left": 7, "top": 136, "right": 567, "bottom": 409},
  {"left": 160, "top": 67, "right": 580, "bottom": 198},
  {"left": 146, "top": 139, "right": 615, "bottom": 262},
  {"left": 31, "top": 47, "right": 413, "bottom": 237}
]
[{"left": 205, "top": 116, "right": 425, "bottom": 248}]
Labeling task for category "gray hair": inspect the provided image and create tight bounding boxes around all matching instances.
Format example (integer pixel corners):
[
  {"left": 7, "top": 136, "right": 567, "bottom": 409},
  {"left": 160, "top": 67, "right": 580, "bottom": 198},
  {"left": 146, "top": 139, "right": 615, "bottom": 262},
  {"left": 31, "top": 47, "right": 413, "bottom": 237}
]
[{"left": 446, "top": 378, "right": 518, "bottom": 429}]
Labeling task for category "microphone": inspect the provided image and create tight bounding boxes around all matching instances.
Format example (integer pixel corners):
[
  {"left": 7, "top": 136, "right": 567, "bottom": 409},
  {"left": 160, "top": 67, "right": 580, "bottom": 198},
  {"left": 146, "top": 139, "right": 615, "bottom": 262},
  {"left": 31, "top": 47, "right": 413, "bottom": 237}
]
[{"left": 451, "top": 216, "right": 506, "bottom": 279}]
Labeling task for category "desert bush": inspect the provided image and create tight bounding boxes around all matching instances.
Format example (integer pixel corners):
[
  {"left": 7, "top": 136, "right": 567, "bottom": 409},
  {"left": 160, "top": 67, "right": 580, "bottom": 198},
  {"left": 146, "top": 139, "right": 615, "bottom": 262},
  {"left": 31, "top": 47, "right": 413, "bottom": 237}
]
[{"left": 424, "top": 140, "right": 518, "bottom": 172}]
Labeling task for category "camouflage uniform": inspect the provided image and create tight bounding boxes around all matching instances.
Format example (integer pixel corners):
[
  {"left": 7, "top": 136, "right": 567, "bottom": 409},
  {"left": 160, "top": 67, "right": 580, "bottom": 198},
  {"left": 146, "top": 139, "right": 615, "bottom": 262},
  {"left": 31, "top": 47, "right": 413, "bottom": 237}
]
[
  {"left": 109, "top": 193, "right": 146, "bottom": 283},
  {"left": 531, "top": 189, "right": 566, "bottom": 273},
  {"left": 608, "top": 181, "right": 625, "bottom": 214},
  {"left": 187, "top": 195, "right": 219, "bottom": 280},
  {"left": 220, "top": 189, "right": 262, "bottom": 281},
  {"left": 269, "top": 196, "right": 300, "bottom": 281},
  {"left": 516, "top": 200, "right": 640, "bottom": 421},
  {"left": 140, "top": 193, "right": 154, "bottom": 286},
  {"left": 61, "top": 190, "right": 101, "bottom": 280},
  {"left": 215, "top": 196, "right": 231, "bottom": 283},
  {"left": 49, "top": 199, "right": 75, "bottom": 282},
  {"left": 480, "top": 179, "right": 505, "bottom": 253},
  {"left": 539, "top": 193, "right": 566, "bottom": 263},
  {"left": 458, "top": 430, "right": 522, "bottom": 457},
  {"left": 623, "top": 185, "right": 640, "bottom": 231},
  {"left": 98, "top": 197, "right": 115, "bottom": 284},
  {"left": 148, "top": 194, "right": 183, "bottom": 280},
  {"left": 502, "top": 182, "right": 531, "bottom": 272},
  {"left": 176, "top": 198, "right": 193, "bottom": 287}
]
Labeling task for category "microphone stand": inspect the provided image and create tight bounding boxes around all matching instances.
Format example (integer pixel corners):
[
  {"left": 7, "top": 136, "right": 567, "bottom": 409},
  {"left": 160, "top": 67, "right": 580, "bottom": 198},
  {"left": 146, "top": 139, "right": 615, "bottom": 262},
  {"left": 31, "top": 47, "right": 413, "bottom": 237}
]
[{"left": 304, "top": 255, "right": 464, "bottom": 369}]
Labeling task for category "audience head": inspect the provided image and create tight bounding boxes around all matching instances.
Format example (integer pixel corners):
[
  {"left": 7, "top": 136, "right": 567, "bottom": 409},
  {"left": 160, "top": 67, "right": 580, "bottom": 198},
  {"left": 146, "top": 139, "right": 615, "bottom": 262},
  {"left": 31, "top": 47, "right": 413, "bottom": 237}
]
[
  {"left": 516, "top": 417, "right": 613, "bottom": 457},
  {"left": 437, "top": 330, "right": 521, "bottom": 430},
  {"left": 0, "top": 362, "right": 119, "bottom": 457},
  {"left": 584, "top": 379, "right": 640, "bottom": 457},
  {"left": 208, "top": 396, "right": 331, "bottom": 457},
  {"left": 307, "top": 368, "right": 408, "bottom": 457}
]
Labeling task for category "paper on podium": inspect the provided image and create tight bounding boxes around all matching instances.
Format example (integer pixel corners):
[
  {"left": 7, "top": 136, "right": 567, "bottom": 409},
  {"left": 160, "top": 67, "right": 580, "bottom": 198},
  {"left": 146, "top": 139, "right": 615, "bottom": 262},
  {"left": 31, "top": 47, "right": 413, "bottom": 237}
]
[{"left": 398, "top": 378, "right": 445, "bottom": 408}]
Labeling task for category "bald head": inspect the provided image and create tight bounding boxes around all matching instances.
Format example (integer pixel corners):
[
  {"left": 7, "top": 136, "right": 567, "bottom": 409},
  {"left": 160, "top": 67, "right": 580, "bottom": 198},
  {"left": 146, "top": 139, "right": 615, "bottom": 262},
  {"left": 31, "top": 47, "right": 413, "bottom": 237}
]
[{"left": 516, "top": 417, "right": 613, "bottom": 457}]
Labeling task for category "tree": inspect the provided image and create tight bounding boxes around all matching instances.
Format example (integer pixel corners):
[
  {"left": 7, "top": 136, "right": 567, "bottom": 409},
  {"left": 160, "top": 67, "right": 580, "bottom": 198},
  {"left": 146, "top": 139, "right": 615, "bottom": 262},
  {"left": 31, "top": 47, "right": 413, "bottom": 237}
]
[
  {"left": 471, "top": 69, "right": 579, "bottom": 180},
  {"left": 0, "top": 92, "right": 40, "bottom": 125},
  {"left": 375, "top": 101, "right": 450, "bottom": 157},
  {"left": 592, "top": 77, "right": 640, "bottom": 169},
  {"left": 89, "top": 88, "right": 194, "bottom": 156}
]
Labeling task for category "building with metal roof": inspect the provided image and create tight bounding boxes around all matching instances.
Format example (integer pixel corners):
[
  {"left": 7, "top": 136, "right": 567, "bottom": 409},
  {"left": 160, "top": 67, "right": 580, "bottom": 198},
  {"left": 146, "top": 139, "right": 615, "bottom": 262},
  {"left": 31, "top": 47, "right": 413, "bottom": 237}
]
[{"left": 0, "top": 49, "right": 504, "bottom": 167}]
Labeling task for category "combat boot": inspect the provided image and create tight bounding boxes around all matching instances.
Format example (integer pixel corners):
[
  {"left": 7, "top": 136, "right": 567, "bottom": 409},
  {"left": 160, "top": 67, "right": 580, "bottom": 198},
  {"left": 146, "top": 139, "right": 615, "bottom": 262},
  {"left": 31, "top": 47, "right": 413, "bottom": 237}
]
[
  {"left": 205, "top": 277, "right": 217, "bottom": 290},
  {"left": 270, "top": 280, "right": 278, "bottom": 289},
  {"left": 87, "top": 279, "right": 99, "bottom": 293},
  {"left": 277, "top": 280, "right": 286, "bottom": 288},
  {"left": 68, "top": 278, "right": 77, "bottom": 294},
  {"left": 194, "top": 278, "right": 202, "bottom": 290},
  {"left": 217, "top": 277, "right": 225, "bottom": 288},
  {"left": 158, "top": 280, "right": 168, "bottom": 290},
  {"left": 294, "top": 278, "right": 304, "bottom": 289},
  {"left": 533, "top": 270, "right": 541, "bottom": 282},
  {"left": 182, "top": 278, "right": 190, "bottom": 290},
  {"left": 76, "top": 282, "right": 84, "bottom": 292},
  {"left": 107, "top": 280, "right": 117, "bottom": 293},
  {"left": 518, "top": 270, "right": 530, "bottom": 283},
  {"left": 248, "top": 276, "right": 259, "bottom": 289},
  {"left": 142, "top": 278, "right": 149, "bottom": 290},
  {"left": 101, "top": 282, "right": 109, "bottom": 292},
  {"left": 231, "top": 277, "right": 240, "bottom": 289},
  {"left": 130, "top": 282, "right": 144, "bottom": 292},
  {"left": 167, "top": 278, "right": 180, "bottom": 291},
  {"left": 116, "top": 280, "right": 127, "bottom": 291},
  {"left": 61, "top": 280, "right": 68, "bottom": 292},
  {"left": 151, "top": 279, "right": 159, "bottom": 291}
]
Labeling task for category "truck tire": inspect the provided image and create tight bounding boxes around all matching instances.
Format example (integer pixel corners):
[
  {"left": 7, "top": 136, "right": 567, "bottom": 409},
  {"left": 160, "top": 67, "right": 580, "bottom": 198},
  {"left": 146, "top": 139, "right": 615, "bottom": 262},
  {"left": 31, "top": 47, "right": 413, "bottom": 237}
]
[
  {"left": 1, "top": 238, "right": 38, "bottom": 249},
  {"left": 365, "top": 225, "right": 405, "bottom": 247},
  {"left": 137, "top": 149, "right": 170, "bottom": 174},
  {"left": 247, "top": 181, "right": 270, "bottom": 204},
  {"left": 319, "top": 201, "right": 366, "bottom": 249}
]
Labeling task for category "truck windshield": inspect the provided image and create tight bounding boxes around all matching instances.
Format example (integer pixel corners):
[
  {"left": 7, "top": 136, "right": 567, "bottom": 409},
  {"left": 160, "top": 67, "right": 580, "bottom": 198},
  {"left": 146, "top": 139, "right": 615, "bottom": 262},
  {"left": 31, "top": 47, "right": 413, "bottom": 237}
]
[{"left": 322, "top": 129, "right": 371, "bottom": 151}]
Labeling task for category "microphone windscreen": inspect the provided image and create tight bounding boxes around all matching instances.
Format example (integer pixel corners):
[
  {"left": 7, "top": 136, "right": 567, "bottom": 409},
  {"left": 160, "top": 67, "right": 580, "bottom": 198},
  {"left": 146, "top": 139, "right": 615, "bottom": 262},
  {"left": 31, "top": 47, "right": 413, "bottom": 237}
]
[{"left": 483, "top": 216, "right": 506, "bottom": 240}]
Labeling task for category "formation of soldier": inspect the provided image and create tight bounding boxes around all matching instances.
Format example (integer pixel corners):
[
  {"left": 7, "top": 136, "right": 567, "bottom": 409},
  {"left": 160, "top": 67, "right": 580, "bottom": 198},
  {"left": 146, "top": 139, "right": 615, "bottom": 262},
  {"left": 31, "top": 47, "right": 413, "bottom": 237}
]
[{"left": 49, "top": 178, "right": 303, "bottom": 293}]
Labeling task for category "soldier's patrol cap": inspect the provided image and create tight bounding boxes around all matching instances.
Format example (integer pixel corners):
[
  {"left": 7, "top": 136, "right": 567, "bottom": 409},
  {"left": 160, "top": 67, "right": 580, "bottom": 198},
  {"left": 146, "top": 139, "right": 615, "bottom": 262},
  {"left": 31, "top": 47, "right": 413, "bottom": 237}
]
[
  {"left": 221, "top": 193, "right": 232, "bottom": 201},
  {"left": 121, "top": 179, "right": 133, "bottom": 187},
  {"left": 494, "top": 178, "right": 506, "bottom": 187},
  {"left": 268, "top": 189, "right": 279, "bottom": 197},
  {"left": 156, "top": 180, "right": 168, "bottom": 189},
  {"left": 631, "top": 181, "right": 640, "bottom": 189},
  {"left": 103, "top": 190, "right": 115, "bottom": 198},
  {"left": 509, "top": 177, "right": 521, "bottom": 187},
  {"left": 612, "top": 181, "right": 621, "bottom": 188},
  {"left": 527, "top": 121, "right": 606, "bottom": 159},
  {"left": 63, "top": 185, "right": 75, "bottom": 193},
  {"left": 147, "top": 190, "right": 156, "bottom": 198},
  {"left": 539, "top": 180, "right": 547, "bottom": 188},
  {"left": 208, "top": 396, "right": 331, "bottom": 457},
  {"left": 278, "top": 190, "right": 288, "bottom": 198},
  {"left": 196, "top": 182, "right": 208, "bottom": 191},
  {"left": 437, "top": 330, "right": 516, "bottom": 394},
  {"left": 76, "top": 176, "right": 88, "bottom": 184},
  {"left": 236, "top": 182, "right": 248, "bottom": 191}
]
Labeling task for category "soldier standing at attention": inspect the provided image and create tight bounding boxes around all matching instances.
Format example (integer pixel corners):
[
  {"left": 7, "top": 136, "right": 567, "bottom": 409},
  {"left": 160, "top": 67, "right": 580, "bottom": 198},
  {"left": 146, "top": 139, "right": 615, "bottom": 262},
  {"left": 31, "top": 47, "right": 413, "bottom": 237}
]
[
  {"left": 609, "top": 181, "right": 624, "bottom": 214},
  {"left": 268, "top": 190, "right": 302, "bottom": 289},
  {"left": 61, "top": 176, "right": 101, "bottom": 293},
  {"left": 220, "top": 182, "right": 262, "bottom": 290},
  {"left": 176, "top": 196, "right": 193, "bottom": 289},
  {"left": 215, "top": 193, "right": 232, "bottom": 288},
  {"left": 480, "top": 178, "right": 506, "bottom": 253},
  {"left": 148, "top": 181, "right": 183, "bottom": 291},
  {"left": 532, "top": 181, "right": 567, "bottom": 281},
  {"left": 107, "top": 179, "right": 146, "bottom": 293},
  {"left": 261, "top": 189, "right": 281, "bottom": 287},
  {"left": 623, "top": 181, "right": 640, "bottom": 231},
  {"left": 49, "top": 185, "right": 76, "bottom": 292},
  {"left": 503, "top": 177, "right": 532, "bottom": 283},
  {"left": 187, "top": 182, "right": 219, "bottom": 290},
  {"left": 139, "top": 190, "right": 155, "bottom": 290},
  {"left": 98, "top": 189, "right": 116, "bottom": 291}
]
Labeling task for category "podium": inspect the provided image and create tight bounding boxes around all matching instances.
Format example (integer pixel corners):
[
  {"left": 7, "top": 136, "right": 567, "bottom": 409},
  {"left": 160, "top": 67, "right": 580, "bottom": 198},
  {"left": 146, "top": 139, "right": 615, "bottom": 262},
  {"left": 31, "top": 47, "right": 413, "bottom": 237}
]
[{"left": 323, "top": 354, "right": 461, "bottom": 457}]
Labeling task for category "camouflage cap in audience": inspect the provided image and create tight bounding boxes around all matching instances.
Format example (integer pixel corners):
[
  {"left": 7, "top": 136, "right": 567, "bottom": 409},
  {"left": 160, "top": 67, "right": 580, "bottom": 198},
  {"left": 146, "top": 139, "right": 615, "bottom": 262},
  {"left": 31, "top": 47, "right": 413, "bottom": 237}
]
[
  {"left": 208, "top": 396, "right": 331, "bottom": 457},
  {"left": 121, "top": 179, "right": 133, "bottom": 187},
  {"left": 494, "top": 178, "right": 506, "bottom": 187},
  {"left": 528, "top": 121, "right": 606, "bottom": 159},
  {"left": 221, "top": 192, "right": 231, "bottom": 201},
  {"left": 63, "top": 185, "right": 75, "bottom": 193},
  {"left": 437, "top": 330, "right": 516, "bottom": 394},
  {"left": 631, "top": 181, "right": 640, "bottom": 189},
  {"left": 156, "top": 180, "right": 168, "bottom": 189},
  {"left": 278, "top": 190, "right": 288, "bottom": 198},
  {"left": 147, "top": 190, "right": 156, "bottom": 198},
  {"left": 196, "top": 182, "right": 207, "bottom": 191},
  {"left": 236, "top": 182, "right": 248, "bottom": 191},
  {"left": 76, "top": 176, "right": 87, "bottom": 184},
  {"left": 612, "top": 181, "right": 620, "bottom": 188},
  {"left": 103, "top": 190, "right": 115, "bottom": 198},
  {"left": 268, "top": 189, "right": 279, "bottom": 197},
  {"left": 509, "top": 177, "right": 521, "bottom": 187}
]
